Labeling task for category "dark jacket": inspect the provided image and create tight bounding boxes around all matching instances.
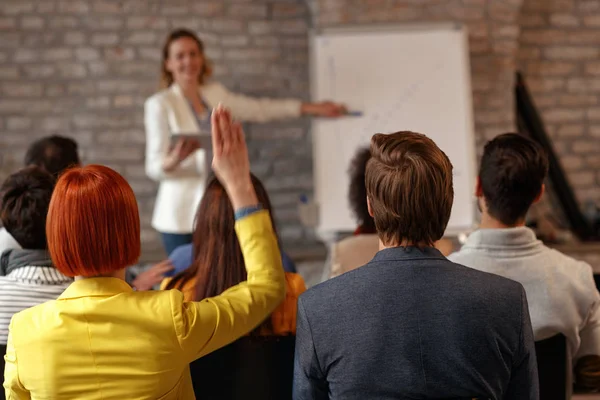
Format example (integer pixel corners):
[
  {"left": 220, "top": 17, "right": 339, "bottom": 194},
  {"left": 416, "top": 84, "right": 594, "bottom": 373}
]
[{"left": 293, "top": 246, "right": 538, "bottom": 400}]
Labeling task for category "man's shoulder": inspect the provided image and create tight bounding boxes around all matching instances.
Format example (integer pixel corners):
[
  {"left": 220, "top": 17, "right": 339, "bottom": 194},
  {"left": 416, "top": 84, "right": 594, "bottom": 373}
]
[
  {"left": 446, "top": 257, "right": 525, "bottom": 292},
  {"left": 299, "top": 264, "right": 368, "bottom": 307}
]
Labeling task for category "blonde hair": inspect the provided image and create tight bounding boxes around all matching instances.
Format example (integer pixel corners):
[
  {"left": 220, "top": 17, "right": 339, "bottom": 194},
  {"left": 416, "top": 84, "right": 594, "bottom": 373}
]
[{"left": 160, "top": 28, "right": 213, "bottom": 88}]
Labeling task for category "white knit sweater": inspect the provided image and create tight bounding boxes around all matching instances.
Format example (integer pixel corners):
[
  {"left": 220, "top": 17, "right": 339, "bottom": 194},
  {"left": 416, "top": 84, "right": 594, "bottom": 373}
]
[{"left": 449, "top": 227, "right": 600, "bottom": 368}]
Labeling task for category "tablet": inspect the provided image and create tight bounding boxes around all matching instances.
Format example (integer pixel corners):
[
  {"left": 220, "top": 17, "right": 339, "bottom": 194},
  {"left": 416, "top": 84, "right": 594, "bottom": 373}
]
[{"left": 170, "top": 133, "right": 204, "bottom": 145}]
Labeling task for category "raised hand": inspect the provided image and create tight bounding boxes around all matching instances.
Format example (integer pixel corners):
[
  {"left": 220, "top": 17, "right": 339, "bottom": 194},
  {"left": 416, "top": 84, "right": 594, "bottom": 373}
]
[
  {"left": 211, "top": 104, "right": 258, "bottom": 210},
  {"left": 132, "top": 259, "right": 174, "bottom": 291}
]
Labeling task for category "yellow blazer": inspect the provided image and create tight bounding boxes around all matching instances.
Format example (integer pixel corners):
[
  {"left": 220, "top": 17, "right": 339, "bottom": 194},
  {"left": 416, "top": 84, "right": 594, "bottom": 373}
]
[
  {"left": 4, "top": 211, "right": 285, "bottom": 400},
  {"left": 162, "top": 272, "right": 306, "bottom": 335}
]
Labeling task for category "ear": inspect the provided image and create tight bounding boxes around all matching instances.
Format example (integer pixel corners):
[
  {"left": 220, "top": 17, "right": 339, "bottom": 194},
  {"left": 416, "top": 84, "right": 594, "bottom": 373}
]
[
  {"left": 475, "top": 176, "right": 483, "bottom": 198},
  {"left": 367, "top": 196, "right": 374, "bottom": 217},
  {"left": 532, "top": 183, "right": 545, "bottom": 204}
]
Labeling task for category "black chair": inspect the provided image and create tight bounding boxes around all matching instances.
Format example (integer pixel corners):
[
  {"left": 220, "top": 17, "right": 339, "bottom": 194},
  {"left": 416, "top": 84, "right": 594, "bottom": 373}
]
[
  {"left": 535, "top": 334, "right": 567, "bottom": 400},
  {"left": 189, "top": 335, "right": 296, "bottom": 400}
]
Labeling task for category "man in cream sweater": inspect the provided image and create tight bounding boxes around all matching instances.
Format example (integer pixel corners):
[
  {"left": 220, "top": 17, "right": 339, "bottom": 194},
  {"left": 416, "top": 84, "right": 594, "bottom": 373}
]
[{"left": 449, "top": 133, "right": 600, "bottom": 389}]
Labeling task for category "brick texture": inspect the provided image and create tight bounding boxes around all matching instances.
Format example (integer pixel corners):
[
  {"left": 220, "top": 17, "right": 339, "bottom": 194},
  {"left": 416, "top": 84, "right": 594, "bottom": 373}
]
[
  {"left": 1, "top": 0, "right": 599, "bottom": 264},
  {"left": 518, "top": 0, "right": 600, "bottom": 209},
  {"left": 0, "top": 0, "right": 312, "bottom": 262}
]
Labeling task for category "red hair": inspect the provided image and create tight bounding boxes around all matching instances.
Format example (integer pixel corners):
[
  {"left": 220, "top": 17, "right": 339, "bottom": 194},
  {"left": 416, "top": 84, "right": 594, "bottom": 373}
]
[{"left": 46, "top": 165, "right": 140, "bottom": 277}]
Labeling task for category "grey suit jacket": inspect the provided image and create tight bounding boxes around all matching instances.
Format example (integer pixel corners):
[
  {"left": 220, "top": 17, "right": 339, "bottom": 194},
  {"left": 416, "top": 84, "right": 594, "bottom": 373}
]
[{"left": 293, "top": 246, "right": 538, "bottom": 400}]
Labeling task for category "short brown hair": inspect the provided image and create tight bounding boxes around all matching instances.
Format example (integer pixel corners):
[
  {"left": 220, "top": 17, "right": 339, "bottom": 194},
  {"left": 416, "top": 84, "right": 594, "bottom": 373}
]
[
  {"left": 365, "top": 131, "right": 453, "bottom": 246},
  {"left": 46, "top": 165, "right": 140, "bottom": 277}
]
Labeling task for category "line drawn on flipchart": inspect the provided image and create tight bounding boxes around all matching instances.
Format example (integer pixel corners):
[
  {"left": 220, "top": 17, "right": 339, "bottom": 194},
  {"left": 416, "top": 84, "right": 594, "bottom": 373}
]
[
  {"left": 315, "top": 33, "right": 473, "bottom": 229},
  {"left": 318, "top": 48, "right": 464, "bottom": 185},
  {"left": 322, "top": 51, "right": 447, "bottom": 164}
]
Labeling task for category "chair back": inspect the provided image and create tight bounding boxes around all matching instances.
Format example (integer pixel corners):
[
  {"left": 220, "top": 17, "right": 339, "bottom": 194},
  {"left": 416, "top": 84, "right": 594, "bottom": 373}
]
[
  {"left": 190, "top": 335, "right": 295, "bottom": 400},
  {"left": 535, "top": 334, "right": 567, "bottom": 400}
]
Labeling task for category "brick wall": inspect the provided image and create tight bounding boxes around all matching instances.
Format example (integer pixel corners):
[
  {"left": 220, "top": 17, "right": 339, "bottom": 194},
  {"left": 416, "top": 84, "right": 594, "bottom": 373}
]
[
  {"left": 1, "top": 0, "right": 598, "bottom": 264},
  {"left": 0, "top": 0, "right": 312, "bottom": 262},
  {"left": 518, "top": 0, "right": 600, "bottom": 209}
]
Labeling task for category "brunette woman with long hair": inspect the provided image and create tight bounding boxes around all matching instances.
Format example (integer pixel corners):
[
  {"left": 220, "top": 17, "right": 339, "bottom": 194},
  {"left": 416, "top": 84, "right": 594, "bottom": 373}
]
[
  {"left": 163, "top": 174, "right": 305, "bottom": 336},
  {"left": 145, "top": 28, "right": 346, "bottom": 256}
]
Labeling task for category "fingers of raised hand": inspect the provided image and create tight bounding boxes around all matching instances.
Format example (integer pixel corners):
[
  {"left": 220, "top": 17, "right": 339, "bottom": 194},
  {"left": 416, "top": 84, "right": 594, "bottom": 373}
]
[
  {"left": 231, "top": 121, "right": 244, "bottom": 149},
  {"left": 211, "top": 106, "right": 223, "bottom": 156},
  {"left": 219, "top": 107, "right": 233, "bottom": 154}
]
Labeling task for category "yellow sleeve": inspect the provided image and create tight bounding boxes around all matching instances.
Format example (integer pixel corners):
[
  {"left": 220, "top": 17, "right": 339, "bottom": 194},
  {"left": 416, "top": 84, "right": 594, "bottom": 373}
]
[
  {"left": 159, "top": 278, "right": 170, "bottom": 290},
  {"left": 171, "top": 210, "right": 286, "bottom": 362},
  {"left": 4, "top": 321, "right": 30, "bottom": 400}
]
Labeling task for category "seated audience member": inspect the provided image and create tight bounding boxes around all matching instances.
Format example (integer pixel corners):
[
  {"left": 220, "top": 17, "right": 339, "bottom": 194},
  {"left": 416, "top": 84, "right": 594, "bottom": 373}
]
[
  {"left": 167, "top": 189, "right": 298, "bottom": 276},
  {"left": 294, "top": 131, "right": 538, "bottom": 399},
  {"left": 0, "top": 135, "right": 172, "bottom": 289},
  {"left": 162, "top": 173, "right": 306, "bottom": 334},
  {"left": 0, "top": 135, "right": 81, "bottom": 255},
  {"left": 163, "top": 174, "right": 305, "bottom": 399},
  {"left": 326, "top": 146, "right": 454, "bottom": 279},
  {"left": 0, "top": 167, "right": 72, "bottom": 345},
  {"left": 327, "top": 147, "right": 380, "bottom": 279},
  {"left": 4, "top": 106, "right": 286, "bottom": 399},
  {"left": 24, "top": 135, "right": 81, "bottom": 177},
  {"left": 449, "top": 133, "right": 600, "bottom": 390}
]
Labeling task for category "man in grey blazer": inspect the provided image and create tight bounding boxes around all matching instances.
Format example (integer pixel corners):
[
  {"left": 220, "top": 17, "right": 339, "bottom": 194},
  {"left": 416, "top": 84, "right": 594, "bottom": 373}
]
[{"left": 293, "top": 131, "right": 538, "bottom": 399}]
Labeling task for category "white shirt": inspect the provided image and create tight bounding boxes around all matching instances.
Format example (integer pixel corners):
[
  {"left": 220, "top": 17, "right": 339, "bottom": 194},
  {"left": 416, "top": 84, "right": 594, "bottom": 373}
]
[
  {"left": 0, "top": 227, "right": 20, "bottom": 255},
  {"left": 144, "top": 82, "right": 302, "bottom": 233},
  {"left": 449, "top": 227, "right": 600, "bottom": 368}
]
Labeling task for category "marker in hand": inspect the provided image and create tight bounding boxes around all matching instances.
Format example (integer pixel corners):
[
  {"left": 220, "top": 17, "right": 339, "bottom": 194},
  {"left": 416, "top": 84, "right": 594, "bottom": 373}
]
[{"left": 345, "top": 111, "right": 363, "bottom": 117}]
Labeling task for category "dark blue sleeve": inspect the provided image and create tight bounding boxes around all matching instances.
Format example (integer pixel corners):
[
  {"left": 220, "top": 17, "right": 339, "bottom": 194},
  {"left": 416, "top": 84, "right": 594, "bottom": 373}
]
[
  {"left": 166, "top": 243, "right": 194, "bottom": 277},
  {"left": 293, "top": 298, "right": 329, "bottom": 400},
  {"left": 280, "top": 251, "right": 297, "bottom": 273}
]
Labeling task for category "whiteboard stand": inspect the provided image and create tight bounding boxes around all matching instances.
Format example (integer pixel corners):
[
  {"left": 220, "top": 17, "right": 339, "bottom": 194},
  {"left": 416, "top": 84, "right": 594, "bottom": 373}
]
[{"left": 309, "top": 23, "right": 477, "bottom": 244}]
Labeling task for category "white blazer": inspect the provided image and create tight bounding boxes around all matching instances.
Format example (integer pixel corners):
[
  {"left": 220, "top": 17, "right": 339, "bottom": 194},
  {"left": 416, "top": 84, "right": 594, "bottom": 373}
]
[{"left": 144, "top": 82, "right": 302, "bottom": 233}]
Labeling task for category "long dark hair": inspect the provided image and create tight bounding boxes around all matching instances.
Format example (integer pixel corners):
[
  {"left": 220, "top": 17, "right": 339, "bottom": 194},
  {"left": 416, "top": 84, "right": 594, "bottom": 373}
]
[{"left": 165, "top": 174, "right": 279, "bottom": 331}]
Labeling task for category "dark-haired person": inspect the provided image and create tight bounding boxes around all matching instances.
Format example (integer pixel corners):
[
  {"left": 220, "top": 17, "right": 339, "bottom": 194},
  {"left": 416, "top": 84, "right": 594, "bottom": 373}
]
[
  {"left": 4, "top": 106, "right": 286, "bottom": 398},
  {"left": 161, "top": 174, "right": 305, "bottom": 397},
  {"left": 327, "top": 147, "right": 379, "bottom": 279},
  {"left": 24, "top": 135, "right": 81, "bottom": 177},
  {"left": 0, "top": 167, "right": 72, "bottom": 346},
  {"left": 162, "top": 173, "right": 305, "bottom": 326},
  {"left": 449, "top": 133, "right": 600, "bottom": 391},
  {"left": 145, "top": 28, "right": 346, "bottom": 255},
  {"left": 0, "top": 135, "right": 171, "bottom": 290},
  {"left": 0, "top": 135, "right": 82, "bottom": 255},
  {"left": 294, "top": 131, "right": 538, "bottom": 399}
]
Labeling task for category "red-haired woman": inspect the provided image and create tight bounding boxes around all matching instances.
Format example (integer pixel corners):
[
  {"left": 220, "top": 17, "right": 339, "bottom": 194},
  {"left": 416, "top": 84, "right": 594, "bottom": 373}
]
[
  {"left": 145, "top": 28, "right": 346, "bottom": 256},
  {"left": 4, "top": 107, "right": 286, "bottom": 399}
]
